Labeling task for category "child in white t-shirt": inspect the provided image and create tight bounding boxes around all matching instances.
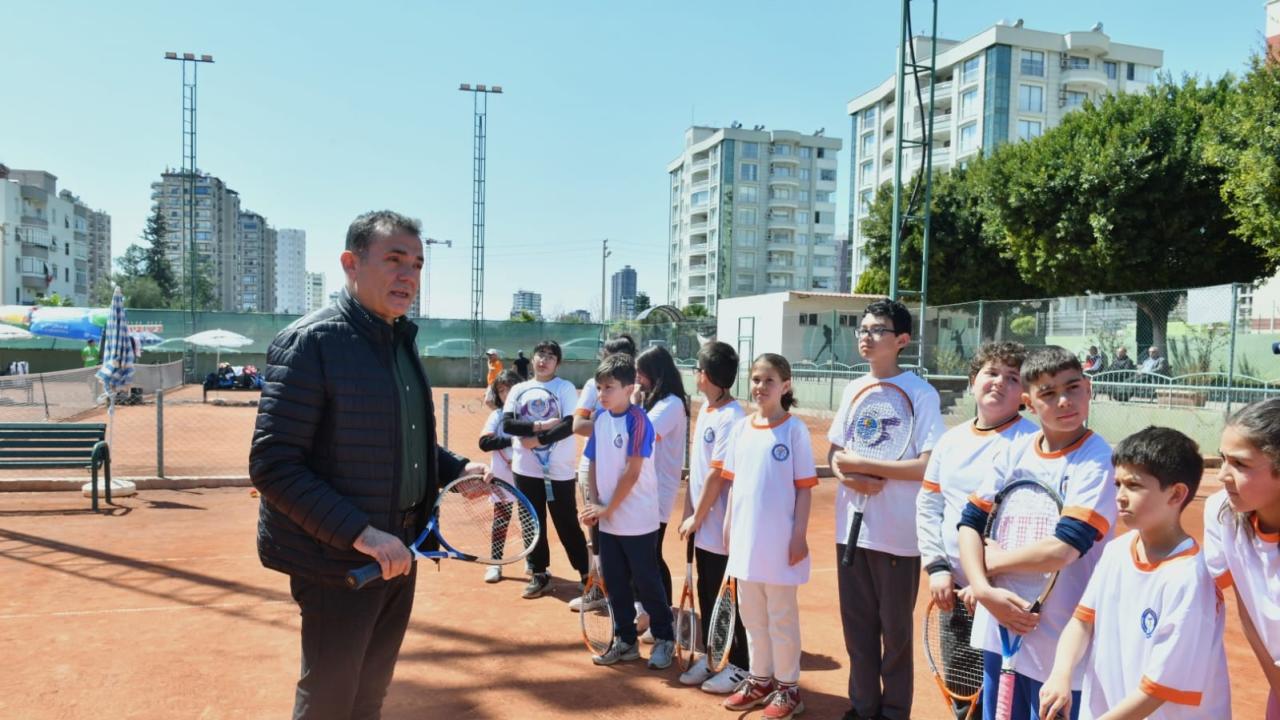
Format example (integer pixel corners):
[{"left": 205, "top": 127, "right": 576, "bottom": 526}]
[
  {"left": 1041, "top": 427, "right": 1230, "bottom": 720},
  {"left": 720, "top": 353, "right": 817, "bottom": 720},
  {"left": 478, "top": 369, "right": 523, "bottom": 584},
  {"left": 1204, "top": 398, "right": 1280, "bottom": 720},
  {"left": 578, "top": 353, "right": 676, "bottom": 670}
]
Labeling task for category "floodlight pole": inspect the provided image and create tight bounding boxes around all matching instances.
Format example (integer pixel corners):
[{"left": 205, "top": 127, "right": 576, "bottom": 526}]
[
  {"left": 459, "top": 82, "right": 502, "bottom": 385},
  {"left": 422, "top": 237, "right": 453, "bottom": 319}
]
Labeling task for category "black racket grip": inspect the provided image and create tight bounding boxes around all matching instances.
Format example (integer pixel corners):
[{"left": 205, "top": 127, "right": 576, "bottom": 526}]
[
  {"left": 840, "top": 512, "right": 864, "bottom": 567},
  {"left": 346, "top": 563, "right": 383, "bottom": 590},
  {"left": 685, "top": 534, "right": 695, "bottom": 563}
]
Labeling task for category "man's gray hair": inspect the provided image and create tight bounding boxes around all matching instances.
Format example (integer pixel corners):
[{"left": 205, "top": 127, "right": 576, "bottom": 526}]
[{"left": 345, "top": 210, "right": 421, "bottom": 255}]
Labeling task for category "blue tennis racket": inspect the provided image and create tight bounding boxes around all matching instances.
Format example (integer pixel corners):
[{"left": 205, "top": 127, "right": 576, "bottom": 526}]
[
  {"left": 346, "top": 475, "right": 541, "bottom": 589},
  {"left": 515, "top": 385, "right": 562, "bottom": 502}
]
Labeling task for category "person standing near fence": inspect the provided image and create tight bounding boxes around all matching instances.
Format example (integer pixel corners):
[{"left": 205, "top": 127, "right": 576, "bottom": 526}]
[
  {"left": 249, "top": 210, "right": 485, "bottom": 720},
  {"left": 81, "top": 339, "right": 100, "bottom": 368}
]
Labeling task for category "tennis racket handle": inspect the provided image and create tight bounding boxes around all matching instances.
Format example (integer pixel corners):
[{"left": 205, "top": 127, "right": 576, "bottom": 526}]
[
  {"left": 840, "top": 512, "right": 864, "bottom": 567},
  {"left": 995, "top": 671, "right": 1015, "bottom": 720},
  {"left": 346, "top": 563, "right": 383, "bottom": 590}
]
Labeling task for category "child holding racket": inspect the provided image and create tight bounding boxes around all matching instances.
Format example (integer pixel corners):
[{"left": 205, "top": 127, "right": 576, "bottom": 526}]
[
  {"left": 1040, "top": 427, "right": 1230, "bottom": 720},
  {"left": 829, "top": 298, "right": 946, "bottom": 720},
  {"left": 502, "top": 340, "right": 590, "bottom": 599},
  {"left": 479, "top": 369, "right": 523, "bottom": 583},
  {"left": 677, "top": 341, "right": 751, "bottom": 692},
  {"left": 579, "top": 353, "right": 676, "bottom": 668},
  {"left": 720, "top": 353, "right": 818, "bottom": 719},
  {"left": 1203, "top": 398, "right": 1280, "bottom": 719},
  {"left": 957, "top": 346, "right": 1117, "bottom": 720}
]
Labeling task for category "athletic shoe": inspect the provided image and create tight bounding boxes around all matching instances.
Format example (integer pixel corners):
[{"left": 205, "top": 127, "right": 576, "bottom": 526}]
[
  {"left": 701, "top": 664, "right": 749, "bottom": 694},
  {"left": 569, "top": 585, "right": 606, "bottom": 612},
  {"left": 647, "top": 639, "right": 676, "bottom": 670},
  {"left": 484, "top": 565, "right": 502, "bottom": 584},
  {"left": 524, "top": 560, "right": 534, "bottom": 577},
  {"left": 678, "top": 656, "right": 712, "bottom": 686},
  {"left": 522, "top": 572, "right": 551, "bottom": 599},
  {"left": 723, "top": 676, "right": 775, "bottom": 711},
  {"left": 762, "top": 685, "right": 805, "bottom": 719},
  {"left": 591, "top": 638, "right": 640, "bottom": 666}
]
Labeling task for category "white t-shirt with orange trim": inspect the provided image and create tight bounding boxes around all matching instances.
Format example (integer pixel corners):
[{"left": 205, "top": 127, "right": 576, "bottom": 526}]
[
  {"left": 647, "top": 394, "right": 688, "bottom": 522},
  {"left": 482, "top": 408, "right": 514, "bottom": 483},
  {"left": 1203, "top": 489, "right": 1280, "bottom": 671},
  {"left": 575, "top": 379, "right": 602, "bottom": 475},
  {"left": 827, "top": 371, "right": 947, "bottom": 557},
  {"left": 689, "top": 399, "right": 747, "bottom": 556},
  {"left": 969, "top": 430, "right": 1117, "bottom": 686},
  {"left": 917, "top": 415, "right": 1037, "bottom": 587},
  {"left": 723, "top": 413, "right": 819, "bottom": 586},
  {"left": 1074, "top": 531, "right": 1231, "bottom": 720}
]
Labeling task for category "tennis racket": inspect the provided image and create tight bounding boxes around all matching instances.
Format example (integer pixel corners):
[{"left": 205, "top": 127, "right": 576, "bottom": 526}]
[
  {"left": 579, "top": 484, "right": 615, "bottom": 656},
  {"left": 923, "top": 599, "right": 984, "bottom": 720},
  {"left": 514, "top": 385, "right": 561, "bottom": 502},
  {"left": 986, "top": 479, "right": 1065, "bottom": 720},
  {"left": 675, "top": 534, "right": 699, "bottom": 670},
  {"left": 705, "top": 570, "right": 738, "bottom": 673},
  {"left": 839, "top": 382, "right": 915, "bottom": 567},
  {"left": 346, "top": 475, "right": 541, "bottom": 589}
]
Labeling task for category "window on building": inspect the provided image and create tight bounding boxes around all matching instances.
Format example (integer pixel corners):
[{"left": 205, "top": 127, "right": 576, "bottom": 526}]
[
  {"left": 798, "top": 168, "right": 811, "bottom": 181},
  {"left": 738, "top": 228, "right": 758, "bottom": 245},
  {"left": 739, "top": 163, "right": 758, "bottom": 181},
  {"left": 816, "top": 190, "right": 834, "bottom": 202},
  {"left": 863, "top": 107, "right": 877, "bottom": 128},
  {"left": 772, "top": 143, "right": 792, "bottom": 156},
  {"left": 1018, "top": 84, "right": 1044, "bottom": 113},
  {"left": 691, "top": 190, "right": 709, "bottom": 206},
  {"left": 859, "top": 160, "right": 873, "bottom": 185},
  {"left": 1068, "top": 56, "right": 1090, "bottom": 70},
  {"left": 796, "top": 233, "right": 809, "bottom": 244},
  {"left": 798, "top": 190, "right": 810, "bottom": 202},
  {"left": 962, "top": 56, "right": 981, "bottom": 84},
  {"left": 858, "top": 189, "right": 873, "bottom": 215},
  {"left": 817, "top": 148, "right": 826, "bottom": 158},
  {"left": 738, "top": 208, "right": 758, "bottom": 225},
  {"left": 738, "top": 186, "right": 758, "bottom": 203},
  {"left": 961, "top": 88, "right": 979, "bottom": 118},
  {"left": 736, "top": 253, "right": 755, "bottom": 269},
  {"left": 796, "top": 210, "right": 810, "bottom": 224},
  {"left": 819, "top": 169, "right": 836, "bottom": 182},
  {"left": 959, "top": 122, "right": 978, "bottom": 151},
  {"left": 798, "top": 146, "right": 812, "bottom": 159},
  {"left": 1126, "top": 62, "right": 1135, "bottom": 81},
  {"left": 1017, "top": 119, "right": 1043, "bottom": 141},
  {"left": 770, "top": 187, "right": 792, "bottom": 201},
  {"left": 741, "top": 142, "right": 759, "bottom": 158},
  {"left": 814, "top": 211, "right": 823, "bottom": 224},
  {"left": 861, "top": 133, "right": 875, "bottom": 156},
  {"left": 1065, "top": 90, "right": 1088, "bottom": 109},
  {"left": 1104, "top": 61, "right": 1117, "bottom": 80},
  {"left": 1020, "top": 49, "right": 1044, "bottom": 77}
]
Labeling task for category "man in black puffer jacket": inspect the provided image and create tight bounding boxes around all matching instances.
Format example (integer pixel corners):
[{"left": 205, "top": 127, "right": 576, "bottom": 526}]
[{"left": 250, "top": 210, "right": 483, "bottom": 720}]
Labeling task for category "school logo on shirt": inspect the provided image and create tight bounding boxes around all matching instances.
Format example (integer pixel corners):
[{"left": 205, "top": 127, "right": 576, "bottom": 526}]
[
  {"left": 1140, "top": 608, "right": 1158, "bottom": 638},
  {"left": 613, "top": 433, "right": 625, "bottom": 448},
  {"left": 771, "top": 443, "right": 790, "bottom": 462},
  {"left": 703, "top": 427, "right": 715, "bottom": 443}
]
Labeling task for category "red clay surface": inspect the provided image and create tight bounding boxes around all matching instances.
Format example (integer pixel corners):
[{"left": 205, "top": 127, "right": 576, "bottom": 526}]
[{"left": 0, "top": 481, "right": 1267, "bottom": 719}]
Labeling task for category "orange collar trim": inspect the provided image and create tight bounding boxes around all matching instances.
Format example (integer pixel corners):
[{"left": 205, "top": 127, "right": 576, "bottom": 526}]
[
  {"left": 1129, "top": 534, "right": 1199, "bottom": 571},
  {"left": 750, "top": 412, "right": 791, "bottom": 429},
  {"left": 1250, "top": 513, "right": 1280, "bottom": 543},
  {"left": 1034, "top": 430, "right": 1093, "bottom": 459}
]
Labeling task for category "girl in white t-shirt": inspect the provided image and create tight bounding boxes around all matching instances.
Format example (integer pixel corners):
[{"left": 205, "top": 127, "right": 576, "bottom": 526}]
[
  {"left": 721, "top": 353, "right": 817, "bottom": 719},
  {"left": 1205, "top": 398, "right": 1280, "bottom": 720},
  {"left": 633, "top": 345, "right": 690, "bottom": 609},
  {"left": 479, "top": 370, "right": 522, "bottom": 584}
]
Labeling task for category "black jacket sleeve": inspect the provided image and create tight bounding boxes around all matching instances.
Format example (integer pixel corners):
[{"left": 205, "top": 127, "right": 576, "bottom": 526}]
[
  {"left": 478, "top": 434, "right": 513, "bottom": 452},
  {"left": 502, "top": 412, "right": 537, "bottom": 436},
  {"left": 535, "top": 416, "right": 576, "bottom": 446}
]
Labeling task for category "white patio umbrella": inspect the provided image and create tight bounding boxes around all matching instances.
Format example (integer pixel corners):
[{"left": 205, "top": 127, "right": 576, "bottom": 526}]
[
  {"left": 0, "top": 324, "right": 34, "bottom": 340},
  {"left": 87, "top": 286, "right": 137, "bottom": 500},
  {"left": 185, "top": 329, "right": 253, "bottom": 371}
]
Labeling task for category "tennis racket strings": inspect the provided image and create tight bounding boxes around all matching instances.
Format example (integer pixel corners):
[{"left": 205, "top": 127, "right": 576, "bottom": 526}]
[{"left": 438, "top": 476, "right": 539, "bottom": 564}]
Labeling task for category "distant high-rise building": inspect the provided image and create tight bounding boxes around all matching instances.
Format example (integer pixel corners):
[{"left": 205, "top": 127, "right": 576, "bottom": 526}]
[
  {"left": 668, "top": 127, "right": 843, "bottom": 314},
  {"left": 151, "top": 170, "right": 242, "bottom": 311},
  {"left": 86, "top": 207, "right": 111, "bottom": 295},
  {"left": 305, "top": 272, "right": 326, "bottom": 313},
  {"left": 567, "top": 309, "right": 592, "bottom": 323},
  {"left": 274, "top": 229, "right": 307, "bottom": 314},
  {"left": 0, "top": 166, "right": 96, "bottom": 306},
  {"left": 835, "top": 232, "right": 852, "bottom": 294},
  {"left": 511, "top": 289, "right": 542, "bottom": 319},
  {"left": 236, "top": 210, "right": 276, "bottom": 312},
  {"left": 611, "top": 265, "right": 638, "bottom": 320}
]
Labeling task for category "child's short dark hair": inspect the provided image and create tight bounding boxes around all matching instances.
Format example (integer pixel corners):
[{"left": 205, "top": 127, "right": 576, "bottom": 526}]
[
  {"left": 697, "top": 341, "right": 739, "bottom": 390},
  {"left": 595, "top": 353, "right": 636, "bottom": 386},
  {"left": 603, "top": 334, "right": 636, "bottom": 357},
  {"left": 1020, "top": 346, "right": 1083, "bottom": 386},
  {"left": 752, "top": 353, "right": 797, "bottom": 411},
  {"left": 484, "top": 369, "right": 523, "bottom": 408},
  {"left": 968, "top": 341, "right": 1027, "bottom": 382},
  {"left": 533, "top": 340, "right": 562, "bottom": 363},
  {"left": 862, "top": 298, "right": 913, "bottom": 338},
  {"left": 1112, "top": 427, "right": 1203, "bottom": 508}
]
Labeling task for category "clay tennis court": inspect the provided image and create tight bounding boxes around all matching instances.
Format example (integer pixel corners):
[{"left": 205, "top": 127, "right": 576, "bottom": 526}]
[{"left": 0, "top": 476, "right": 1268, "bottom": 718}]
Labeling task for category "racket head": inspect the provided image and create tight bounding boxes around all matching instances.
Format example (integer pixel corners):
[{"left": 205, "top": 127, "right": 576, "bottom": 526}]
[
  {"left": 923, "top": 600, "right": 984, "bottom": 704},
  {"left": 433, "top": 475, "right": 540, "bottom": 565},
  {"left": 987, "top": 479, "right": 1064, "bottom": 604},
  {"left": 579, "top": 570, "right": 615, "bottom": 656},
  {"left": 705, "top": 575, "right": 737, "bottom": 672},
  {"left": 675, "top": 536, "right": 698, "bottom": 669},
  {"left": 514, "top": 385, "right": 561, "bottom": 451},
  {"left": 844, "top": 382, "right": 916, "bottom": 461}
]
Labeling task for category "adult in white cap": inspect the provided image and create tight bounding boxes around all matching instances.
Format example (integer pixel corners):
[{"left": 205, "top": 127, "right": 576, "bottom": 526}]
[{"left": 486, "top": 348, "right": 503, "bottom": 385}]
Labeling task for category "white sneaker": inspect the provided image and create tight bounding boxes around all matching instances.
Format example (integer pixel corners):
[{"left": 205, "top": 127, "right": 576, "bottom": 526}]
[
  {"left": 701, "top": 664, "right": 749, "bottom": 694},
  {"left": 679, "top": 656, "right": 712, "bottom": 686},
  {"left": 569, "top": 586, "right": 606, "bottom": 613},
  {"left": 484, "top": 565, "right": 502, "bottom": 584},
  {"left": 639, "top": 627, "right": 656, "bottom": 644}
]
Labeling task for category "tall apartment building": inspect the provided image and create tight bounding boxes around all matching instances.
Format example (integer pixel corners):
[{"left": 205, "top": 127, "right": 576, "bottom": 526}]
[
  {"left": 611, "top": 264, "right": 638, "bottom": 320},
  {"left": 846, "top": 21, "right": 1163, "bottom": 289},
  {"left": 0, "top": 166, "right": 96, "bottom": 306},
  {"left": 274, "top": 228, "right": 307, "bottom": 314},
  {"left": 151, "top": 170, "right": 243, "bottom": 311},
  {"left": 667, "top": 127, "right": 842, "bottom": 314},
  {"left": 86, "top": 206, "right": 111, "bottom": 293},
  {"left": 511, "top": 289, "right": 542, "bottom": 319},
  {"left": 305, "top": 272, "right": 326, "bottom": 313},
  {"left": 236, "top": 211, "right": 277, "bottom": 313}
]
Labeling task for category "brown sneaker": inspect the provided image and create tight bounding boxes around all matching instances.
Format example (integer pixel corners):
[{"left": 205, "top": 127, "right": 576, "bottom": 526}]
[
  {"left": 762, "top": 684, "right": 805, "bottom": 719},
  {"left": 723, "top": 676, "right": 775, "bottom": 711}
]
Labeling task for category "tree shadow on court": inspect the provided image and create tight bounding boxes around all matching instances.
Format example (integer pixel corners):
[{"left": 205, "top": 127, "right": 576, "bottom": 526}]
[
  {"left": 0, "top": 505, "right": 132, "bottom": 518},
  {"left": 141, "top": 499, "right": 207, "bottom": 510}
]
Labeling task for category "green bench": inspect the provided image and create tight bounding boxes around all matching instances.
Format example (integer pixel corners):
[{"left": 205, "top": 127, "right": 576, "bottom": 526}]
[{"left": 0, "top": 423, "right": 113, "bottom": 511}]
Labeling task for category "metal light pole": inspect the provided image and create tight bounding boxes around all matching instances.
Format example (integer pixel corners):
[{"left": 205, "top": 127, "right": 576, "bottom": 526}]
[
  {"left": 600, "top": 239, "right": 611, "bottom": 323},
  {"left": 422, "top": 237, "right": 452, "bottom": 319},
  {"left": 459, "top": 82, "right": 502, "bottom": 385},
  {"left": 164, "top": 51, "right": 213, "bottom": 382}
]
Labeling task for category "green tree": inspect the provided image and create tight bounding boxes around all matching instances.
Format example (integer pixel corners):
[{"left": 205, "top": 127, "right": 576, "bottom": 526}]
[
  {"left": 511, "top": 310, "right": 537, "bottom": 323},
  {"left": 141, "top": 204, "right": 178, "bottom": 301},
  {"left": 175, "top": 259, "right": 218, "bottom": 311},
  {"left": 682, "top": 303, "right": 709, "bottom": 319},
  {"left": 89, "top": 278, "right": 115, "bottom": 307},
  {"left": 978, "top": 77, "right": 1274, "bottom": 349},
  {"left": 118, "top": 276, "right": 167, "bottom": 309},
  {"left": 35, "top": 293, "right": 74, "bottom": 307},
  {"left": 115, "top": 244, "right": 149, "bottom": 279},
  {"left": 632, "top": 291, "right": 652, "bottom": 315}
]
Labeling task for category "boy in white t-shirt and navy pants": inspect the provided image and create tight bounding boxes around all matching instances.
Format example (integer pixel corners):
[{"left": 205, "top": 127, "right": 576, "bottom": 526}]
[
  {"left": 829, "top": 299, "right": 946, "bottom": 720},
  {"left": 579, "top": 354, "right": 677, "bottom": 669}
]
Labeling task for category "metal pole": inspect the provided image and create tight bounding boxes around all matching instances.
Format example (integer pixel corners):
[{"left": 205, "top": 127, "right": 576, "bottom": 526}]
[
  {"left": 977, "top": 299, "right": 986, "bottom": 345},
  {"left": 1226, "top": 283, "right": 1240, "bottom": 417},
  {"left": 460, "top": 83, "right": 501, "bottom": 386},
  {"left": 601, "top": 239, "right": 611, "bottom": 323},
  {"left": 442, "top": 392, "right": 450, "bottom": 451},
  {"left": 156, "top": 389, "right": 165, "bottom": 477},
  {"left": 918, "top": 0, "right": 939, "bottom": 372},
  {"left": 887, "top": 1, "right": 911, "bottom": 301}
]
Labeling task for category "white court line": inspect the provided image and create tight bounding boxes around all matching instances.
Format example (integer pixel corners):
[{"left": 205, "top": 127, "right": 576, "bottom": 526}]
[{"left": 0, "top": 599, "right": 291, "bottom": 621}]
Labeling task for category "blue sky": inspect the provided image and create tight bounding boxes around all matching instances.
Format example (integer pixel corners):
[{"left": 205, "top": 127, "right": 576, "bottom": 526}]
[{"left": 1, "top": 1, "right": 1268, "bottom": 319}]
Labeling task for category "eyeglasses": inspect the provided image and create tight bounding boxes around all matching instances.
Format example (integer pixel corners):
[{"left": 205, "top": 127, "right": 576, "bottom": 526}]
[
  {"left": 855, "top": 326, "right": 896, "bottom": 339},
  {"left": 693, "top": 366, "right": 705, "bottom": 373}
]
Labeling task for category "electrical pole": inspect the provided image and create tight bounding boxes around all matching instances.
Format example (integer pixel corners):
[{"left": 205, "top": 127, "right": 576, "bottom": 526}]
[
  {"left": 459, "top": 82, "right": 502, "bottom": 385},
  {"left": 421, "top": 237, "right": 452, "bottom": 319},
  {"left": 600, "top": 239, "right": 611, "bottom": 324}
]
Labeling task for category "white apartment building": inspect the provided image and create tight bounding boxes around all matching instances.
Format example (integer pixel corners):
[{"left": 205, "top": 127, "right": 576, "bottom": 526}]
[
  {"left": 667, "top": 127, "right": 842, "bottom": 315},
  {"left": 151, "top": 170, "right": 243, "bottom": 311},
  {"left": 236, "top": 210, "right": 276, "bottom": 313},
  {"left": 0, "top": 166, "right": 96, "bottom": 306},
  {"left": 86, "top": 205, "right": 111, "bottom": 294},
  {"left": 846, "top": 21, "right": 1163, "bottom": 289},
  {"left": 274, "top": 228, "right": 307, "bottom": 314},
  {"left": 511, "top": 289, "right": 542, "bottom": 319},
  {"left": 305, "top": 272, "right": 326, "bottom": 313}
]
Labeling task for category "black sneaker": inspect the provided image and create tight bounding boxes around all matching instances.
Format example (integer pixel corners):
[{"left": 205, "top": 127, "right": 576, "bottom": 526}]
[{"left": 522, "top": 572, "right": 552, "bottom": 599}]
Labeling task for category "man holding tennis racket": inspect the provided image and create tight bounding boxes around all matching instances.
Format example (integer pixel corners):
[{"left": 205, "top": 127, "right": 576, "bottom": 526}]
[
  {"left": 250, "top": 210, "right": 484, "bottom": 720},
  {"left": 828, "top": 299, "right": 945, "bottom": 720},
  {"left": 957, "top": 347, "right": 1117, "bottom": 720}
]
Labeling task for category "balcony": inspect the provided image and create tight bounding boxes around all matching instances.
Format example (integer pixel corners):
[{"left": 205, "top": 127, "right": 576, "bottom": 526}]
[
  {"left": 767, "top": 215, "right": 795, "bottom": 228},
  {"left": 768, "top": 171, "right": 799, "bottom": 186},
  {"left": 17, "top": 225, "right": 51, "bottom": 248},
  {"left": 689, "top": 220, "right": 708, "bottom": 233},
  {"left": 691, "top": 158, "right": 710, "bottom": 171},
  {"left": 931, "top": 80, "right": 953, "bottom": 99},
  {"left": 768, "top": 194, "right": 799, "bottom": 208},
  {"left": 1061, "top": 68, "right": 1110, "bottom": 91}
]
